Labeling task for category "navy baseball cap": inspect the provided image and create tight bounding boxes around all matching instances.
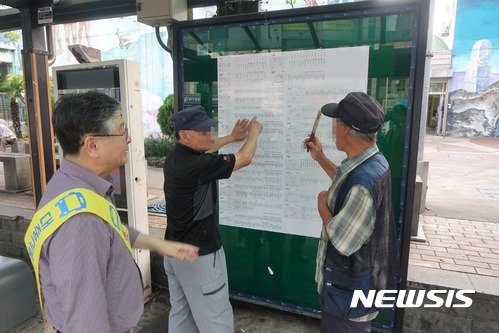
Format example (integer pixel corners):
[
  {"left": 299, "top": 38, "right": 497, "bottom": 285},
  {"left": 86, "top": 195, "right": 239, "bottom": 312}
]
[
  {"left": 171, "top": 106, "right": 217, "bottom": 132},
  {"left": 321, "top": 92, "right": 385, "bottom": 134}
]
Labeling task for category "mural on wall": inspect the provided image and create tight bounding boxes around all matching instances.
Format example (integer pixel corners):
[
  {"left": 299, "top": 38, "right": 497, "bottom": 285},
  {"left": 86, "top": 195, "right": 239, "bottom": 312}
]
[
  {"left": 50, "top": 17, "right": 171, "bottom": 138},
  {"left": 447, "top": 0, "right": 499, "bottom": 137}
]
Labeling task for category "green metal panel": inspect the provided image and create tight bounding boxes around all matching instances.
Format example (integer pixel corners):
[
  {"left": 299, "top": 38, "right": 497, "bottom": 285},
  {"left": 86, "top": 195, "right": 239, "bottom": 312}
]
[{"left": 174, "top": 2, "right": 428, "bottom": 330}]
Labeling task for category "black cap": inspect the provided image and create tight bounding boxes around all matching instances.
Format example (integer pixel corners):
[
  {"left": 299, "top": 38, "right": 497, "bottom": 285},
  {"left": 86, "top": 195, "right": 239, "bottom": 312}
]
[
  {"left": 321, "top": 92, "right": 385, "bottom": 134},
  {"left": 171, "top": 105, "right": 217, "bottom": 132}
]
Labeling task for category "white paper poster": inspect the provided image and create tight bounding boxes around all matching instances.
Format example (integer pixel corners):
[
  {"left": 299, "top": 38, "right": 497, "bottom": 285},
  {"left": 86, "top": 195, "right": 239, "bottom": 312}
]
[{"left": 218, "top": 46, "right": 369, "bottom": 238}]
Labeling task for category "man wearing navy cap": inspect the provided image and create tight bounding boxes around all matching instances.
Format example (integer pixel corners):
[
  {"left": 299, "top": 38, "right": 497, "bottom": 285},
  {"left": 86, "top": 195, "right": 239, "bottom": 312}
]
[
  {"left": 163, "top": 105, "right": 263, "bottom": 333},
  {"left": 304, "top": 92, "right": 400, "bottom": 332}
]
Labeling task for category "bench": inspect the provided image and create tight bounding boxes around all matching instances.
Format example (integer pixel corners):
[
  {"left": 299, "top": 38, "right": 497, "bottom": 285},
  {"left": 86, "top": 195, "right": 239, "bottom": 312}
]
[
  {"left": 12, "top": 143, "right": 61, "bottom": 166},
  {"left": 0, "top": 256, "right": 38, "bottom": 332},
  {"left": 0, "top": 152, "right": 32, "bottom": 192}
]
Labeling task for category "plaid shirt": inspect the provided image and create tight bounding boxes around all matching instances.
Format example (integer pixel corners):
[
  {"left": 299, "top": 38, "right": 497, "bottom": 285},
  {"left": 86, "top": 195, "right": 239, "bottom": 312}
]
[{"left": 315, "top": 144, "right": 379, "bottom": 294}]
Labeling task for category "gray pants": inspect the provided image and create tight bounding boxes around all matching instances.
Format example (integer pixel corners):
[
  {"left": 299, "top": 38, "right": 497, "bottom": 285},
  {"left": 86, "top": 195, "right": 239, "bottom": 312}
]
[{"left": 164, "top": 247, "right": 234, "bottom": 333}]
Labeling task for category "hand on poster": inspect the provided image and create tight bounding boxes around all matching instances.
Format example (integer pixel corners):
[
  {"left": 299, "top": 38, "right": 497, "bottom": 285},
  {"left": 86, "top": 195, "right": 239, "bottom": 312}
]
[
  {"left": 247, "top": 117, "right": 263, "bottom": 135},
  {"left": 230, "top": 117, "right": 250, "bottom": 141}
]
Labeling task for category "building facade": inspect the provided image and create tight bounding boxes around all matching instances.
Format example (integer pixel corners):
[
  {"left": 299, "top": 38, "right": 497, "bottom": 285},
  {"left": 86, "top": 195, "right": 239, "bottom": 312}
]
[{"left": 438, "top": 0, "right": 499, "bottom": 137}]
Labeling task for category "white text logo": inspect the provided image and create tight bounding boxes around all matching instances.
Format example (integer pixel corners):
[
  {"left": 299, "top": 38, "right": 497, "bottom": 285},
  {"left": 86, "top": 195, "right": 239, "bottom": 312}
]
[{"left": 351, "top": 290, "right": 475, "bottom": 308}]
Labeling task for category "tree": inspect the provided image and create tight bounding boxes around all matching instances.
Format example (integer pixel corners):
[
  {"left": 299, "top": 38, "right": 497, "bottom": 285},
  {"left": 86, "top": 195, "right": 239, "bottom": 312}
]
[
  {"left": 0, "top": 74, "right": 25, "bottom": 138},
  {"left": 0, "top": 31, "right": 21, "bottom": 44},
  {"left": 157, "top": 94, "right": 174, "bottom": 137}
]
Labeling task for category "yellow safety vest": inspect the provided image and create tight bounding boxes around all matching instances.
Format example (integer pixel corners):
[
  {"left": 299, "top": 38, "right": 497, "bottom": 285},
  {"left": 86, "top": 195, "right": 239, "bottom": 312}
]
[{"left": 24, "top": 188, "right": 133, "bottom": 318}]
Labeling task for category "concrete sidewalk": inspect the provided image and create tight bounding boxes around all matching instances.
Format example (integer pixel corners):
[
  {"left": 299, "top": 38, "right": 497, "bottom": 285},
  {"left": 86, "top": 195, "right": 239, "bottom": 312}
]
[
  {"left": 422, "top": 135, "right": 499, "bottom": 223},
  {"left": 404, "top": 135, "right": 499, "bottom": 332},
  {"left": 409, "top": 135, "right": 499, "bottom": 279}
]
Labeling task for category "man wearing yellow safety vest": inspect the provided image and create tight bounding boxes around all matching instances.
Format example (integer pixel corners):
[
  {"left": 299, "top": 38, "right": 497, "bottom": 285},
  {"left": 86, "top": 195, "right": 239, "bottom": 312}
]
[{"left": 24, "top": 91, "right": 199, "bottom": 333}]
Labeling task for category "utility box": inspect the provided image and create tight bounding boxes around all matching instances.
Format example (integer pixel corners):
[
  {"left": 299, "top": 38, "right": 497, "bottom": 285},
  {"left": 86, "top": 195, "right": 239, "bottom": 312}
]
[{"left": 136, "top": 0, "right": 187, "bottom": 26}]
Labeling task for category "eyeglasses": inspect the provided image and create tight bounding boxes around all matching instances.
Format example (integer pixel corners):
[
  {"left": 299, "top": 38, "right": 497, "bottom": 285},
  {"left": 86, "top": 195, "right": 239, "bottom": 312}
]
[
  {"left": 80, "top": 123, "right": 129, "bottom": 146},
  {"left": 92, "top": 123, "right": 129, "bottom": 140}
]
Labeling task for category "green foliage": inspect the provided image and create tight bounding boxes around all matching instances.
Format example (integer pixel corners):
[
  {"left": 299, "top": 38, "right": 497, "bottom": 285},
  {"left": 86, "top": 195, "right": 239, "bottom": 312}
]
[
  {"left": 0, "top": 74, "right": 25, "bottom": 138},
  {"left": 157, "top": 94, "right": 174, "bottom": 137},
  {"left": 0, "top": 74, "right": 25, "bottom": 103},
  {"left": 144, "top": 136, "right": 175, "bottom": 159},
  {"left": 0, "top": 31, "right": 21, "bottom": 43}
]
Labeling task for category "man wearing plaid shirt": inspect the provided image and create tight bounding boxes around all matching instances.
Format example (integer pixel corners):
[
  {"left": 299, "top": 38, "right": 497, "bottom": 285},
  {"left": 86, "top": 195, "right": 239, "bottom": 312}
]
[{"left": 304, "top": 92, "right": 400, "bottom": 333}]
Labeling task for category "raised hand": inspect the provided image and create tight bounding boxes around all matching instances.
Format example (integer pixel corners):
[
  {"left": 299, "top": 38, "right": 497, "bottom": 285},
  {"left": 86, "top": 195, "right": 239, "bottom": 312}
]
[
  {"left": 231, "top": 118, "right": 250, "bottom": 142},
  {"left": 303, "top": 134, "right": 324, "bottom": 161},
  {"left": 247, "top": 117, "right": 263, "bottom": 135}
]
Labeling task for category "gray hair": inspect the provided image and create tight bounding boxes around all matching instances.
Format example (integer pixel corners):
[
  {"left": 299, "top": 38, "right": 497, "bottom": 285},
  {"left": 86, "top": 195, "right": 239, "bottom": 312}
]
[
  {"left": 53, "top": 91, "right": 122, "bottom": 155},
  {"left": 348, "top": 128, "right": 377, "bottom": 142}
]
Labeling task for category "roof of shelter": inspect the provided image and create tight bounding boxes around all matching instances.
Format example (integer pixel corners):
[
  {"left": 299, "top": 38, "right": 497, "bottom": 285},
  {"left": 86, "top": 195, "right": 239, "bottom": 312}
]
[
  {"left": 0, "top": 0, "right": 228, "bottom": 32},
  {"left": 0, "top": 0, "right": 143, "bottom": 32}
]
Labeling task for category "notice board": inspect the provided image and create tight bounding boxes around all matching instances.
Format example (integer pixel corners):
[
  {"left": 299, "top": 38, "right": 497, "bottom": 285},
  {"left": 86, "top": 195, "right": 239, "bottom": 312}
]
[
  {"left": 215, "top": 47, "right": 371, "bottom": 313},
  {"left": 218, "top": 46, "right": 369, "bottom": 238}
]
